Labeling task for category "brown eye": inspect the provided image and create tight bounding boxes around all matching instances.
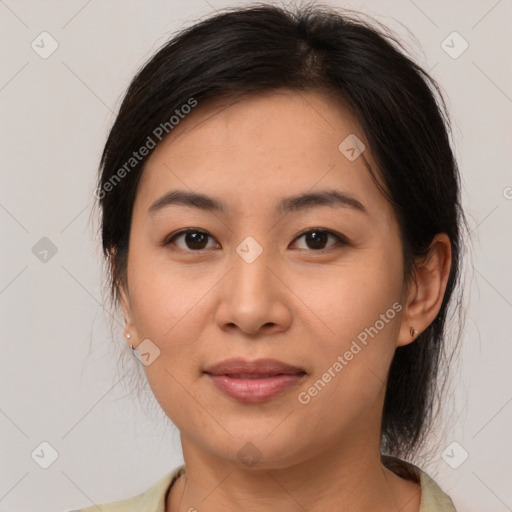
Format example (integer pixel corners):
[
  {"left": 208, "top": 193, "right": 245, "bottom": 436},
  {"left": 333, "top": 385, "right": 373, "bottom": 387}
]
[
  {"left": 166, "top": 230, "right": 218, "bottom": 251},
  {"left": 164, "top": 228, "right": 347, "bottom": 252},
  {"left": 292, "top": 229, "right": 345, "bottom": 251}
]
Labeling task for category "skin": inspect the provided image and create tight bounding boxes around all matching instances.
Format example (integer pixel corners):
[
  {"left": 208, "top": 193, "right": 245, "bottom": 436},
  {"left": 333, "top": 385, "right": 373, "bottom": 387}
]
[{"left": 119, "top": 89, "right": 452, "bottom": 512}]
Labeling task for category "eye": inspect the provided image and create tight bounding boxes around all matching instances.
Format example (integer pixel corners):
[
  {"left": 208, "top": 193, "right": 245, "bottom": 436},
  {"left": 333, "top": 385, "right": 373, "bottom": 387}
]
[
  {"left": 164, "top": 228, "right": 347, "bottom": 252},
  {"left": 291, "top": 229, "right": 346, "bottom": 251},
  {"left": 165, "top": 229, "right": 219, "bottom": 251}
]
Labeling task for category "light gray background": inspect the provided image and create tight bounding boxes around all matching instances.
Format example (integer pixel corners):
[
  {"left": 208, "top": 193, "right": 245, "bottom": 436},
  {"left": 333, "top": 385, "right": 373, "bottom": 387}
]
[{"left": 1, "top": 0, "right": 511, "bottom": 511}]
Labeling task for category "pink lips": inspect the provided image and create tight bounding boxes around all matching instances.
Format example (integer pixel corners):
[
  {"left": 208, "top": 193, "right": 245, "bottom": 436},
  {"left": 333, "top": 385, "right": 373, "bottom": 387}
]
[{"left": 204, "top": 358, "right": 306, "bottom": 403}]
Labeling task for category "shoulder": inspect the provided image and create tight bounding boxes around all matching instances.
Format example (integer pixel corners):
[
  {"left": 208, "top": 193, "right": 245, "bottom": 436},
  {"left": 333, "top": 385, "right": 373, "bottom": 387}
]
[
  {"left": 67, "top": 465, "right": 185, "bottom": 512},
  {"left": 418, "top": 469, "right": 457, "bottom": 512},
  {"left": 383, "top": 456, "right": 457, "bottom": 512}
]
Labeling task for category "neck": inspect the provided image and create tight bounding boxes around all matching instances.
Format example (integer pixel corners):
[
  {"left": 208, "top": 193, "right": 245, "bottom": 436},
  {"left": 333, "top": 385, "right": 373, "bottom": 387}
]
[{"left": 166, "top": 436, "right": 421, "bottom": 512}]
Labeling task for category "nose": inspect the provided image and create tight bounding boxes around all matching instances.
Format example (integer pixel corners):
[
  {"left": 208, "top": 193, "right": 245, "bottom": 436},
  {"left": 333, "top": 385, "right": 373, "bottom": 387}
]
[{"left": 214, "top": 243, "right": 292, "bottom": 336}]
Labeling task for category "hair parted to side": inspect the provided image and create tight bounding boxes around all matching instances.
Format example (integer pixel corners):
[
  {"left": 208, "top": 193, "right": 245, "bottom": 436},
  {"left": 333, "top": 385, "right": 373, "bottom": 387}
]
[{"left": 93, "top": 2, "right": 467, "bottom": 465}]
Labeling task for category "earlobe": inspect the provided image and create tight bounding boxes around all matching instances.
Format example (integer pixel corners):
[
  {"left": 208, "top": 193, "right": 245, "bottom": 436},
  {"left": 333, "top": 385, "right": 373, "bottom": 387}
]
[
  {"left": 119, "top": 284, "right": 137, "bottom": 345},
  {"left": 109, "top": 249, "right": 138, "bottom": 346},
  {"left": 397, "top": 234, "right": 452, "bottom": 347}
]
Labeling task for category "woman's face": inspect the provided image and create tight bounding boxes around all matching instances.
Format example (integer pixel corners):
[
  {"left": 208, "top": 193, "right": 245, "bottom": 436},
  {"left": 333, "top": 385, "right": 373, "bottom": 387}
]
[{"left": 121, "top": 89, "right": 411, "bottom": 469}]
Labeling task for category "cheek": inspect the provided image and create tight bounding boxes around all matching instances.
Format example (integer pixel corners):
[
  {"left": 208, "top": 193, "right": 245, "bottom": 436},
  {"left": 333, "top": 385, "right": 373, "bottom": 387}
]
[
  {"left": 127, "top": 243, "right": 207, "bottom": 339},
  {"left": 126, "top": 247, "right": 218, "bottom": 390},
  {"left": 300, "top": 249, "right": 404, "bottom": 345},
  {"left": 126, "top": 256, "right": 210, "bottom": 426},
  {"left": 293, "top": 249, "right": 403, "bottom": 408},
  {"left": 295, "top": 314, "right": 400, "bottom": 438}
]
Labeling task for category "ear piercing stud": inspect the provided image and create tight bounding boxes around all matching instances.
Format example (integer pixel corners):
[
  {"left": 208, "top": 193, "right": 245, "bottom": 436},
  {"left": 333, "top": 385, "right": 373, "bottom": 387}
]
[{"left": 126, "top": 332, "right": 135, "bottom": 350}]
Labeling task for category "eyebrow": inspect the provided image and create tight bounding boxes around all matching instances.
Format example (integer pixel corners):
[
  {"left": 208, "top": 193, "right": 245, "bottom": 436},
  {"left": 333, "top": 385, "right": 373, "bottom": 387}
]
[{"left": 147, "top": 189, "right": 367, "bottom": 216}]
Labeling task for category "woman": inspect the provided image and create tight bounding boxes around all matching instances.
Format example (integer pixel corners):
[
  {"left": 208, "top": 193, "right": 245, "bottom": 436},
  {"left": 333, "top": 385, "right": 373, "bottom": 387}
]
[{"left": 72, "top": 3, "right": 465, "bottom": 511}]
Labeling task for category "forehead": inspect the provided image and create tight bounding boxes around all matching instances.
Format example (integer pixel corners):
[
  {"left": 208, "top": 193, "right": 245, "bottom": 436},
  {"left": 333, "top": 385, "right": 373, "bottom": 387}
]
[
  {"left": 134, "top": 89, "right": 392, "bottom": 222},
  {"left": 144, "top": 89, "right": 363, "bottom": 169}
]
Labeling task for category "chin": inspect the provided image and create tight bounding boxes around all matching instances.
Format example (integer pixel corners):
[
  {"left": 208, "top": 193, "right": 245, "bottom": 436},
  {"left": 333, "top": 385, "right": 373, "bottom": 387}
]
[{"left": 197, "top": 421, "right": 316, "bottom": 471}]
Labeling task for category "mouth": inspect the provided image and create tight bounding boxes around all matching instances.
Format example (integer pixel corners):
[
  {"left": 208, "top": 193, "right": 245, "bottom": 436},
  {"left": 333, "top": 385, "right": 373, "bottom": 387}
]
[{"left": 204, "top": 358, "right": 307, "bottom": 403}]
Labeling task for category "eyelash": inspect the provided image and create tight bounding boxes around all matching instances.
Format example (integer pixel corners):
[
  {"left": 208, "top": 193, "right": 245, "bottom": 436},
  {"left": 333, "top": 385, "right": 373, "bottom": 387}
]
[{"left": 163, "top": 228, "right": 349, "bottom": 253}]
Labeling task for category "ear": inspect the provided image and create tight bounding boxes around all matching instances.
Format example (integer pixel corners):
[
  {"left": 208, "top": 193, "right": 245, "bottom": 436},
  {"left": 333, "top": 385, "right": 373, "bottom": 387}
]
[
  {"left": 119, "top": 282, "right": 138, "bottom": 346},
  {"left": 109, "top": 248, "right": 138, "bottom": 346},
  {"left": 397, "top": 233, "right": 452, "bottom": 347}
]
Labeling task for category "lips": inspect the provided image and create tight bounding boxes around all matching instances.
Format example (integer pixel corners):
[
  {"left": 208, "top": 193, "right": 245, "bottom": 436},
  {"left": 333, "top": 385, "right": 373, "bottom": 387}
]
[
  {"left": 204, "top": 358, "right": 305, "bottom": 376},
  {"left": 204, "top": 358, "right": 306, "bottom": 403}
]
